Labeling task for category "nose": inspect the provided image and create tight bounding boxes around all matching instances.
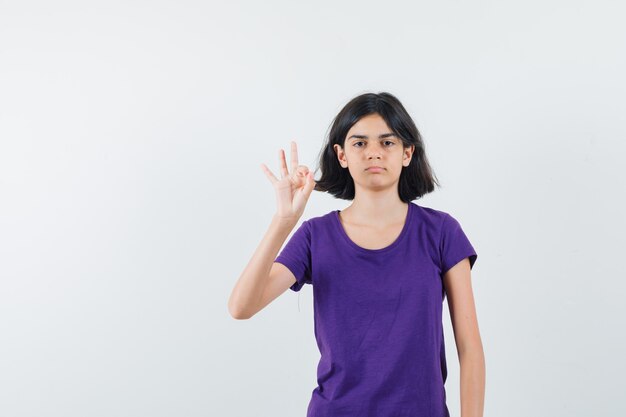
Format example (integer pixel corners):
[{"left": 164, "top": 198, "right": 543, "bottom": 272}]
[{"left": 367, "top": 144, "right": 383, "bottom": 159}]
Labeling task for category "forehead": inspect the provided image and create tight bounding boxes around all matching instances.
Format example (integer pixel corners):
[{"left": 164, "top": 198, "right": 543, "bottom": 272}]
[{"left": 347, "top": 113, "right": 392, "bottom": 135}]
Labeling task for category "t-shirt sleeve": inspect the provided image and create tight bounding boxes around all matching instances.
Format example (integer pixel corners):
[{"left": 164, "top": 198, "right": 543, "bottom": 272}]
[
  {"left": 440, "top": 213, "right": 478, "bottom": 276},
  {"left": 274, "top": 220, "right": 312, "bottom": 292}
]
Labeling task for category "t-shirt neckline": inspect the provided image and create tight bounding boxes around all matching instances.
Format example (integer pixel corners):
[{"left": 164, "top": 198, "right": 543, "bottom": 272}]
[{"left": 332, "top": 202, "right": 414, "bottom": 254}]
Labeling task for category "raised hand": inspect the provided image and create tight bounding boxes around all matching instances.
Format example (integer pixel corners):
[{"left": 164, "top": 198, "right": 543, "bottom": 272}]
[{"left": 260, "top": 141, "right": 316, "bottom": 222}]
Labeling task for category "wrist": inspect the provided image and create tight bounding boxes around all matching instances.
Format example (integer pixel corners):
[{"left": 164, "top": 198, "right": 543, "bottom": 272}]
[{"left": 271, "top": 213, "right": 299, "bottom": 229}]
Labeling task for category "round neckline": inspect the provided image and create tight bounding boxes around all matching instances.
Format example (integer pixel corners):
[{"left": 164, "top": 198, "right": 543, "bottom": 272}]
[{"left": 332, "top": 202, "right": 414, "bottom": 254}]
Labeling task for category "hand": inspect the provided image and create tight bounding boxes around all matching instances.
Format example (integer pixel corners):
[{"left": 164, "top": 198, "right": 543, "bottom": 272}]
[{"left": 261, "top": 141, "right": 316, "bottom": 222}]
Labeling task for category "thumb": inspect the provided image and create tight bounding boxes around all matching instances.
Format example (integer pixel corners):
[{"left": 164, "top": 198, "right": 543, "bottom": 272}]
[{"left": 303, "top": 171, "right": 316, "bottom": 198}]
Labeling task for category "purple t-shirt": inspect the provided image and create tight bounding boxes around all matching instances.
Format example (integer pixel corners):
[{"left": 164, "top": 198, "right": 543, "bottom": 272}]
[{"left": 275, "top": 201, "right": 477, "bottom": 417}]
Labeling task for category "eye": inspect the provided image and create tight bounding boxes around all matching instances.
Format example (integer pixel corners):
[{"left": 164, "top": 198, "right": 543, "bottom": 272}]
[{"left": 353, "top": 140, "right": 395, "bottom": 148}]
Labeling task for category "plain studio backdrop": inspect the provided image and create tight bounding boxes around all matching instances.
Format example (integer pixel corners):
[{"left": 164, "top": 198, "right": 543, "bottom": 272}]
[{"left": 1, "top": 0, "right": 625, "bottom": 416}]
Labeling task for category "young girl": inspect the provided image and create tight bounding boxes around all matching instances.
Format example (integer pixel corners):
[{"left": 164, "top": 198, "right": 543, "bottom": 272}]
[{"left": 228, "top": 92, "right": 485, "bottom": 417}]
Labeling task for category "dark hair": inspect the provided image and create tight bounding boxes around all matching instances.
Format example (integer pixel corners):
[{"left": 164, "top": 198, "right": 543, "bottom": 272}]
[{"left": 314, "top": 92, "right": 440, "bottom": 202}]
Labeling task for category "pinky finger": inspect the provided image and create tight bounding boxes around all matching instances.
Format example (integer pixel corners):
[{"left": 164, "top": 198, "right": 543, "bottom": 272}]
[{"left": 261, "top": 163, "right": 279, "bottom": 185}]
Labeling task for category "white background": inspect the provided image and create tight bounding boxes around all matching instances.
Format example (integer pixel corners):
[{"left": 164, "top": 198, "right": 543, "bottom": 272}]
[{"left": 1, "top": 1, "right": 625, "bottom": 416}]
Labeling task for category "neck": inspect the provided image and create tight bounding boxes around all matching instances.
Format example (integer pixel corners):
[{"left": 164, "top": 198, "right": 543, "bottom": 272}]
[{"left": 342, "top": 193, "right": 408, "bottom": 226}]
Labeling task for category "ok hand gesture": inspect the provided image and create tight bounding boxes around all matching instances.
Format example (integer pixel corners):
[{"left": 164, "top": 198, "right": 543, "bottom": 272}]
[{"left": 261, "top": 141, "right": 316, "bottom": 222}]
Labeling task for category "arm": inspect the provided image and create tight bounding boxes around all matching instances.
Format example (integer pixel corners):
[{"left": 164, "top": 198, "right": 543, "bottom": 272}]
[
  {"left": 227, "top": 214, "right": 297, "bottom": 320},
  {"left": 228, "top": 141, "right": 316, "bottom": 320},
  {"left": 443, "top": 257, "right": 485, "bottom": 417}
]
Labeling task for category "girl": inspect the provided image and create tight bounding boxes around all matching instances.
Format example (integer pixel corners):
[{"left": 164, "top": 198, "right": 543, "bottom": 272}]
[{"left": 228, "top": 92, "right": 485, "bottom": 417}]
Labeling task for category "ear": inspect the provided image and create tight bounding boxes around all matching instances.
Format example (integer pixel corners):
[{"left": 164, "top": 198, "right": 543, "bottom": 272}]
[
  {"left": 333, "top": 144, "right": 347, "bottom": 168},
  {"left": 403, "top": 144, "right": 414, "bottom": 167}
]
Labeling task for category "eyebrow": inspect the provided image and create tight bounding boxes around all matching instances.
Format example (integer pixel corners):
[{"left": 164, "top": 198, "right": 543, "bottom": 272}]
[{"left": 348, "top": 133, "right": 398, "bottom": 140}]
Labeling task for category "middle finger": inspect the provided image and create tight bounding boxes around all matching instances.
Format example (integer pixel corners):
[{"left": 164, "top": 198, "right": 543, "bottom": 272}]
[{"left": 290, "top": 141, "right": 299, "bottom": 174}]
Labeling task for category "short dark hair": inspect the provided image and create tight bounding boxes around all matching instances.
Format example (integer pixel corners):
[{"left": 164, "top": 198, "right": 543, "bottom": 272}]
[{"left": 314, "top": 91, "right": 440, "bottom": 202}]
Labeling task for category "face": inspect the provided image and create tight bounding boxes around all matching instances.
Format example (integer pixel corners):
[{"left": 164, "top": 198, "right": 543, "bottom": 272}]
[{"left": 334, "top": 113, "right": 414, "bottom": 191}]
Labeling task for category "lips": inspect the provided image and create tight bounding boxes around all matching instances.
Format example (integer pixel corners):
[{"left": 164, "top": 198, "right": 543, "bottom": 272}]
[{"left": 366, "top": 166, "right": 385, "bottom": 172}]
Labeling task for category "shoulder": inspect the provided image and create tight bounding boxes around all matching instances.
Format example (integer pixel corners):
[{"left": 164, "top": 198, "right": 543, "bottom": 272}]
[
  {"left": 410, "top": 202, "right": 452, "bottom": 230},
  {"left": 293, "top": 210, "right": 337, "bottom": 243},
  {"left": 302, "top": 210, "right": 336, "bottom": 229},
  {"left": 410, "top": 203, "right": 471, "bottom": 244}
]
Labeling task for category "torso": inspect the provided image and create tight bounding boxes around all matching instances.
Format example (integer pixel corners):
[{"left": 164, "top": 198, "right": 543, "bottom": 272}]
[{"left": 275, "top": 202, "right": 472, "bottom": 415}]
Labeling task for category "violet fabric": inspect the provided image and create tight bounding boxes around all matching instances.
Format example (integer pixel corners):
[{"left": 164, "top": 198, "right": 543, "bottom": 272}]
[{"left": 274, "top": 202, "right": 478, "bottom": 417}]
